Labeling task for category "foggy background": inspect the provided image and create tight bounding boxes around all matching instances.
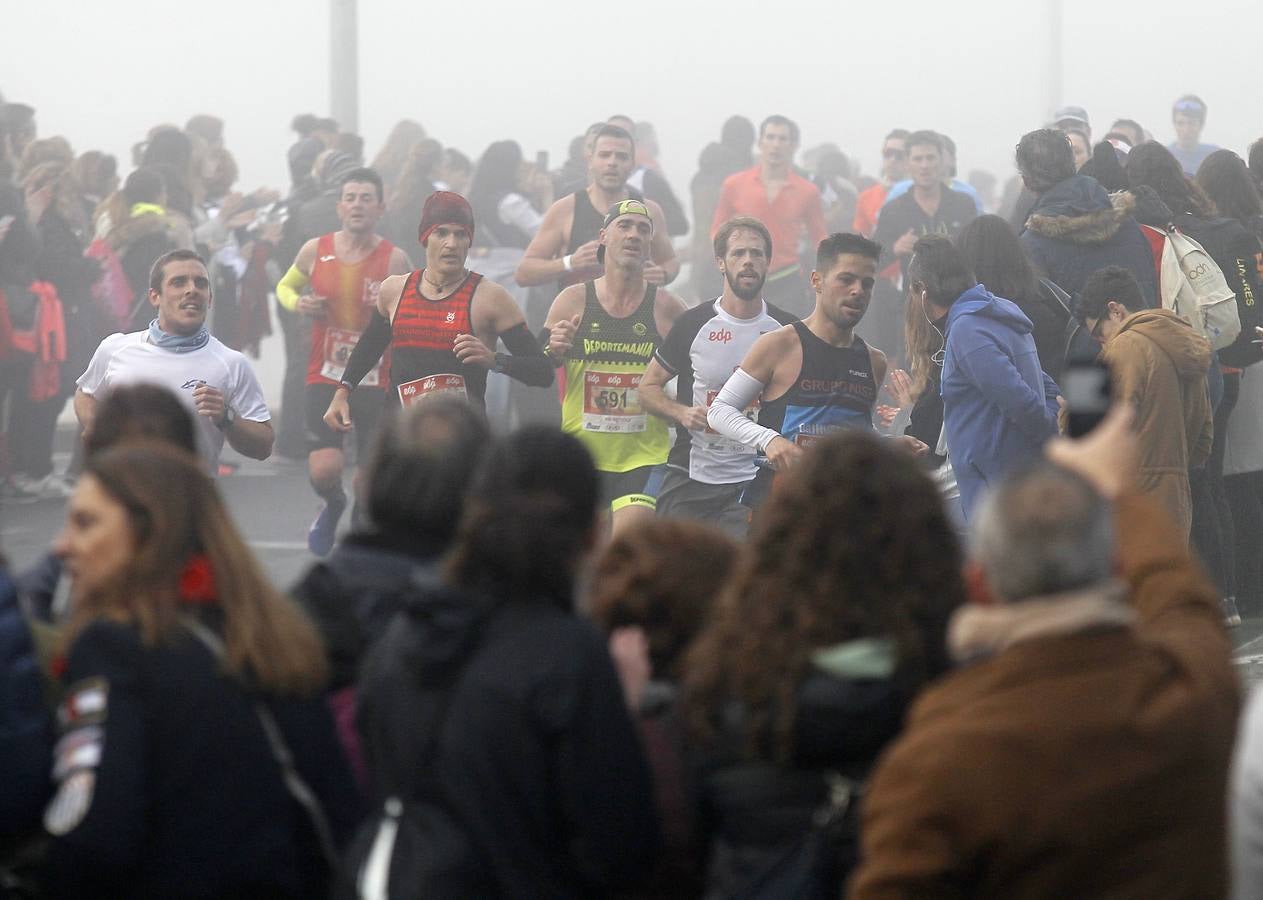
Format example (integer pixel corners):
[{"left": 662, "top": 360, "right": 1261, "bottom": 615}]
[{"left": 3, "top": 0, "right": 1259, "bottom": 208}]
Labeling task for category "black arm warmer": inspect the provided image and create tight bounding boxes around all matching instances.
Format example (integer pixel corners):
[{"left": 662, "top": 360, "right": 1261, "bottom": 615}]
[
  {"left": 499, "top": 323, "right": 556, "bottom": 387},
  {"left": 341, "top": 310, "right": 392, "bottom": 388}
]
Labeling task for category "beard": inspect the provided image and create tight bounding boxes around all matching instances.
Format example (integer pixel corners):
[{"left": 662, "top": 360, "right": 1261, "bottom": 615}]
[{"left": 725, "top": 267, "right": 766, "bottom": 302}]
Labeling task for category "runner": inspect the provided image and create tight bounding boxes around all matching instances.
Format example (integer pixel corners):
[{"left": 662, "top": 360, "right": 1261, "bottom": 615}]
[
  {"left": 274, "top": 167, "right": 412, "bottom": 556},
  {"left": 639, "top": 216, "right": 795, "bottom": 537},
  {"left": 515, "top": 123, "right": 678, "bottom": 291},
  {"left": 74, "top": 250, "right": 273, "bottom": 473},
  {"left": 323, "top": 190, "right": 553, "bottom": 430},
  {"left": 707, "top": 232, "right": 926, "bottom": 508},
  {"left": 543, "top": 199, "right": 688, "bottom": 535}
]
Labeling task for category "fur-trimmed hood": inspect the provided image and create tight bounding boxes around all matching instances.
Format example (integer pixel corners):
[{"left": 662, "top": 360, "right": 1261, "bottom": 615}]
[
  {"left": 1024, "top": 174, "right": 1136, "bottom": 245},
  {"left": 105, "top": 207, "right": 179, "bottom": 253}
]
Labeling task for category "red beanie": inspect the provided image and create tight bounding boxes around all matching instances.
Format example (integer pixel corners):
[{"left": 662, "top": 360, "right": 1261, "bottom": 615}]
[{"left": 417, "top": 191, "right": 475, "bottom": 245}]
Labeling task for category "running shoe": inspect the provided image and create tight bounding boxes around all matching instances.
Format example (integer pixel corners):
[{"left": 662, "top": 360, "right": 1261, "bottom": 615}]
[{"left": 307, "top": 494, "right": 347, "bottom": 557}]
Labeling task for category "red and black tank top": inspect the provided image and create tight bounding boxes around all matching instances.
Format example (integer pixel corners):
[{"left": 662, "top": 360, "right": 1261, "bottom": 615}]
[
  {"left": 389, "top": 268, "right": 486, "bottom": 408},
  {"left": 306, "top": 233, "right": 396, "bottom": 387}
]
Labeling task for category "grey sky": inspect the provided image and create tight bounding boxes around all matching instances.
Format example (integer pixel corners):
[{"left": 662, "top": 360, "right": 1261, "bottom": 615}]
[{"left": 3, "top": 0, "right": 1257, "bottom": 207}]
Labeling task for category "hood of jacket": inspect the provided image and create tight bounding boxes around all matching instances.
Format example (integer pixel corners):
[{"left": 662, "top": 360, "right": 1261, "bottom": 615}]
[
  {"left": 945, "top": 283, "right": 1034, "bottom": 337},
  {"left": 1112, "top": 309, "right": 1213, "bottom": 380},
  {"left": 1025, "top": 174, "right": 1136, "bottom": 245}
]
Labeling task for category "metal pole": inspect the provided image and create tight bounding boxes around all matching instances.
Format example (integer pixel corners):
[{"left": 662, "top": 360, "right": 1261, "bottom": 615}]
[
  {"left": 330, "top": 0, "right": 359, "bottom": 134},
  {"left": 1047, "top": 0, "right": 1063, "bottom": 120}
]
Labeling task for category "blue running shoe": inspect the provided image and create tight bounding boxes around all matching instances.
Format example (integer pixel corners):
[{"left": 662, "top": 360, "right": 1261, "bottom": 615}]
[{"left": 307, "top": 493, "right": 346, "bottom": 557}]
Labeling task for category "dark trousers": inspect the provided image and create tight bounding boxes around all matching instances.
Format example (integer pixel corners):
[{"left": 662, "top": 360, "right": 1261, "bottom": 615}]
[{"left": 1190, "top": 370, "right": 1238, "bottom": 598}]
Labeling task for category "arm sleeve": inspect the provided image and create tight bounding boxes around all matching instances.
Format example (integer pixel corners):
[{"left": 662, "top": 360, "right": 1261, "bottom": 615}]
[
  {"left": 275, "top": 263, "right": 309, "bottom": 312},
  {"left": 498, "top": 194, "right": 545, "bottom": 237},
  {"left": 496, "top": 323, "right": 554, "bottom": 387},
  {"left": 707, "top": 368, "right": 780, "bottom": 452},
  {"left": 341, "top": 310, "right": 392, "bottom": 388}
]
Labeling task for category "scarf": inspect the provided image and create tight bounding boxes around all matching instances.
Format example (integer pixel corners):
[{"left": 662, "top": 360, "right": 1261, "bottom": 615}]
[
  {"left": 948, "top": 580, "right": 1135, "bottom": 665},
  {"left": 148, "top": 318, "right": 210, "bottom": 353}
]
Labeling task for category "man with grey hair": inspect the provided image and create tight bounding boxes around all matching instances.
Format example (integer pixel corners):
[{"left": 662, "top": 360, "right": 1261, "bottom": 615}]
[{"left": 849, "top": 407, "right": 1240, "bottom": 899}]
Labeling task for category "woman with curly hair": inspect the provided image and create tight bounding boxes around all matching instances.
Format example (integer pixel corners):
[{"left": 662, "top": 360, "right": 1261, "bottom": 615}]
[{"left": 682, "top": 430, "right": 964, "bottom": 896}]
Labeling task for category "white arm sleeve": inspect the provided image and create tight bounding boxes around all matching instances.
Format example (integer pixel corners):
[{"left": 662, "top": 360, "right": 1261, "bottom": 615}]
[{"left": 707, "top": 368, "right": 781, "bottom": 452}]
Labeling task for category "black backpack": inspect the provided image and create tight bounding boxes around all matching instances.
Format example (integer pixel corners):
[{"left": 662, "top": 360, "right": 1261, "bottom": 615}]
[{"left": 335, "top": 577, "right": 496, "bottom": 900}]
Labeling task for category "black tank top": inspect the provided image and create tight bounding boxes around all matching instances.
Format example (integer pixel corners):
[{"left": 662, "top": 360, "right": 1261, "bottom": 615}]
[
  {"left": 388, "top": 269, "right": 487, "bottom": 408},
  {"left": 759, "top": 321, "right": 877, "bottom": 447},
  {"left": 560, "top": 186, "right": 646, "bottom": 289}
]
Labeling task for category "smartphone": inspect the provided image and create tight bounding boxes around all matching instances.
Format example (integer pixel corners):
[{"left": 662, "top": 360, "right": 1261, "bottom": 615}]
[
  {"left": 1062, "top": 358, "right": 1112, "bottom": 438},
  {"left": 535, "top": 150, "right": 549, "bottom": 172}
]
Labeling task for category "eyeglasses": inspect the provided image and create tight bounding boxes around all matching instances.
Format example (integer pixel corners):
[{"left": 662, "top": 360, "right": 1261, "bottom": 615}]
[{"left": 882, "top": 147, "right": 907, "bottom": 160}]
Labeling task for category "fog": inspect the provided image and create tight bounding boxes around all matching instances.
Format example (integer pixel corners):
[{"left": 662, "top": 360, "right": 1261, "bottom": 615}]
[{"left": 3, "top": 0, "right": 1259, "bottom": 204}]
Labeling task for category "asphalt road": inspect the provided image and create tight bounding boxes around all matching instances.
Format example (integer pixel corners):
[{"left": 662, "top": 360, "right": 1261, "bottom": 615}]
[{"left": 6, "top": 436, "right": 1263, "bottom": 686}]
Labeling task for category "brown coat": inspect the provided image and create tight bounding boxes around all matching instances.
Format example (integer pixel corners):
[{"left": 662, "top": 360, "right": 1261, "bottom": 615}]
[
  {"left": 1104, "top": 309, "right": 1213, "bottom": 536},
  {"left": 849, "top": 494, "right": 1240, "bottom": 899}
]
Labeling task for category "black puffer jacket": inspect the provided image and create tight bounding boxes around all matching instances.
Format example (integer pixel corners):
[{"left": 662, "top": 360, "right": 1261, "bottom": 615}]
[{"left": 694, "top": 644, "right": 915, "bottom": 897}]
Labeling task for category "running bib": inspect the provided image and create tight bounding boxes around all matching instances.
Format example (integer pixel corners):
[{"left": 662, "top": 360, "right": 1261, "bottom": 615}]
[
  {"left": 583, "top": 369, "right": 646, "bottom": 433},
  {"left": 397, "top": 373, "right": 467, "bottom": 408},
  {"left": 794, "top": 424, "right": 842, "bottom": 449},
  {"left": 322, "top": 327, "right": 382, "bottom": 387}
]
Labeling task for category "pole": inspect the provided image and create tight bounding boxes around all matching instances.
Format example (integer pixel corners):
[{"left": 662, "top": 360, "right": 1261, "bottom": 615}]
[
  {"left": 330, "top": 0, "right": 359, "bottom": 134},
  {"left": 1047, "top": 0, "right": 1063, "bottom": 120}
]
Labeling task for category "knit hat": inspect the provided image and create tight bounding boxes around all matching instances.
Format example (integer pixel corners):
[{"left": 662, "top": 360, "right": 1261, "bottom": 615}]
[
  {"left": 1079, "top": 141, "right": 1129, "bottom": 193},
  {"left": 418, "top": 191, "right": 475, "bottom": 246},
  {"left": 596, "top": 198, "right": 653, "bottom": 263}
]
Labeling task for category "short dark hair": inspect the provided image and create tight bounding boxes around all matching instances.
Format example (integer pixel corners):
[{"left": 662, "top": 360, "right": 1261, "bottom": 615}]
[
  {"left": 714, "top": 216, "right": 772, "bottom": 259},
  {"left": 592, "top": 123, "right": 635, "bottom": 158},
  {"left": 759, "top": 115, "right": 800, "bottom": 146},
  {"left": 884, "top": 128, "right": 910, "bottom": 144},
  {"left": 815, "top": 232, "right": 881, "bottom": 273},
  {"left": 906, "top": 234, "right": 976, "bottom": 308},
  {"left": 1111, "top": 118, "right": 1145, "bottom": 143},
  {"left": 1016, "top": 128, "right": 1076, "bottom": 193},
  {"left": 1173, "top": 94, "right": 1208, "bottom": 124},
  {"left": 122, "top": 166, "right": 165, "bottom": 206},
  {"left": 905, "top": 130, "right": 943, "bottom": 155},
  {"left": 149, "top": 249, "right": 208, "bottom": 294},
  {"left": 1075, "top": 265, "right": 1144, "bottom": 323},
  {"left": 338, "top": 165, "right": 384, "bottom": 202},
  {"left": 365, "top": 397, "right": 490, "bottom": 546},
  {"left": 1249, "top": 138, "right": 1263, "bottom": 185},
  {"left": 85, "top": 384, "right": 198, "bottom": 460}
]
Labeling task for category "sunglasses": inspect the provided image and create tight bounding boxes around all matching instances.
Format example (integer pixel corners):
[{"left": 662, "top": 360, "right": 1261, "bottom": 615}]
[{"left": 882, "top": 148, "right": 907, "bottom": 160}]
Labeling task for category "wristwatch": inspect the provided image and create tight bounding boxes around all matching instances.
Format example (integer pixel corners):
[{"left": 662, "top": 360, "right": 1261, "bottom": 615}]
[{"left": 216, "top": 405, "right": 237, "bottom": 432}]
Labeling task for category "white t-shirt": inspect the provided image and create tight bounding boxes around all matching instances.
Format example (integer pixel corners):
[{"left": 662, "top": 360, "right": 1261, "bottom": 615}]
[{"left": 77, "top": 331, "right": 271, "bottom": 470}]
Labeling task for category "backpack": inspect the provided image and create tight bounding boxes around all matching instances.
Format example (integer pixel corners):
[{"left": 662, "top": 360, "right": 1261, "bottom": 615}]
[
  {"left": 84, "top": 238, "right": 134, "bottom": 332},
  {"left": 1140, "top": 223, "right": 1241, "bottom": 350},
  {"left": 334, "top": 577, "right": 494, "bottom": 900},
  {"left": 1193, "top": 217, "right": 1263, "bottom": 367}
]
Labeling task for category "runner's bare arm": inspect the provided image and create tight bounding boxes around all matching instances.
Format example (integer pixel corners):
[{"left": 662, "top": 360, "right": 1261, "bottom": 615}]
[
  {"left": 640, "top": 358, "right": 707, "bottom": 430},
  {"left": 543, "top": 285, "right": 587, "bottom": 359},
  {"left": 73, "top": 388, "right": 98, "bottom": 439},
  {"left": 652, "top": 288, "right": 688, "bottom": 341},
  {"left": 374, "top": 273, "right": 407, "bottom": 320},
  {"left": 514, "top": 197, "right": 572, "bottom": 287},
  {"left": 461, "top": 282, "right": 553, "bottom": 386}
]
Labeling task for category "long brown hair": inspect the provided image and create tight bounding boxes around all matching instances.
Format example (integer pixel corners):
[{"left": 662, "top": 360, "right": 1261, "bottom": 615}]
[
  {"left": 63, "top": 444, "right": 327, "bottom": 695},
  {"left": 904, "top": 285, "right": 944, "bottom": 401},
  {"left": 682, "top": 431, "right": 964, "bottom": 761}
]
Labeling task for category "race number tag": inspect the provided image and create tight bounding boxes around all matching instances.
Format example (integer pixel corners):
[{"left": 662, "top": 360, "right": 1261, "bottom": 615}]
[
  {"left": 582, "top": 369, "right": 647, "bottom": 433},
  {"left": 793, "top": 424, "right": 839, "bottom": 449},
  {"left": 397, "top": 374, "right": 467, "bottom": 408},
  {"left": 322, "top": 327, "right": 382, "bottom": 387}
]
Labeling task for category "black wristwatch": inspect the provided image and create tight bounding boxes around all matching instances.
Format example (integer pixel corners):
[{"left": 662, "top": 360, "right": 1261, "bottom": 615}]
[{"left": 216, "top": 405, "right": 237, "bottom": 432}]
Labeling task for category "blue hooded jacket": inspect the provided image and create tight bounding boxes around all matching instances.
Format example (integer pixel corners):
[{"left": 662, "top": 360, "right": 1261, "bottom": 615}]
[{"left": 941, "top": 285, "right": 1061, "bottom": 520}]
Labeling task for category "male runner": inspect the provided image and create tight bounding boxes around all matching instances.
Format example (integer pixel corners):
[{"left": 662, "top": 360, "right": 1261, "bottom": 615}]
[
  {"left": 515, "top": 124, "right": 678, "bottom": 290},
  {"left": 543, "top": 199, "right": 687, "bottom": 535},
  {"left": 324, "top": 190, "right": 552, "bottom": 428},
  {"left": 708, "top": 233, "right": 926, "bottom": 507},
  {"left": 639, "top": 216, "right": 795, "bottom": 537},
  {"left": 275, "top": 167, "right": 412, "bottom": 555},
  {"left": 75, "top": 250, "right": 273, "bottom": 471}
]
